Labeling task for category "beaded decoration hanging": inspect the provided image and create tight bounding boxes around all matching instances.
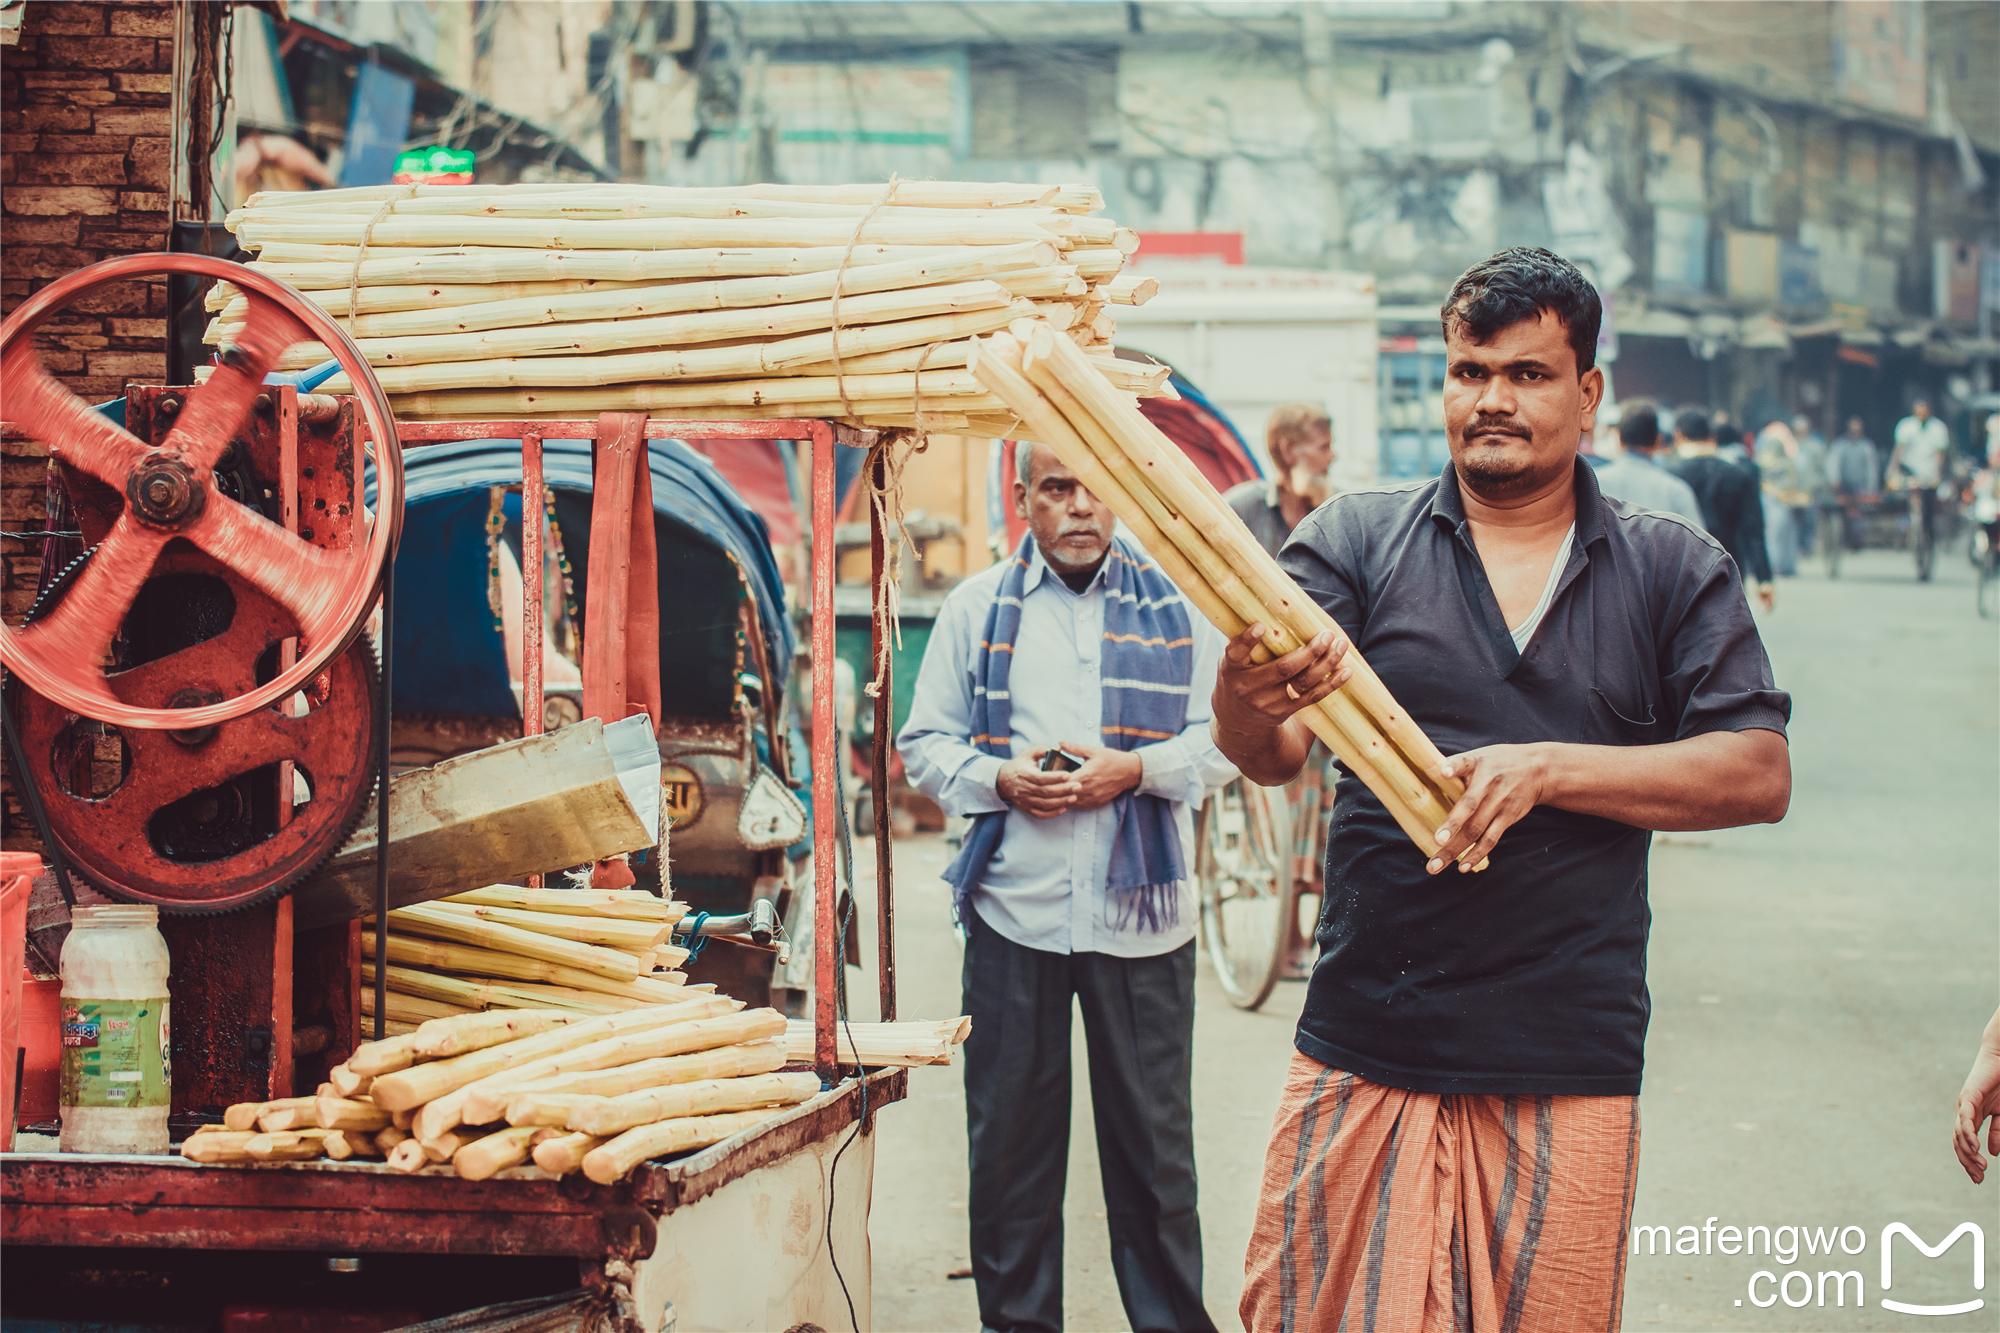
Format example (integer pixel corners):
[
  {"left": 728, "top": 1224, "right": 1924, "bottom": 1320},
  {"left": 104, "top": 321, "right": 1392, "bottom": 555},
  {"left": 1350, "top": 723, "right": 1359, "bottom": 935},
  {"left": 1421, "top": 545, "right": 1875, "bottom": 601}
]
[
  {"left": 483, "top": 486, "right": 507, "bottom": 633},
  {"left": 542, "top": 486, "right": 581, "bottom": 658},
  {"left": 483, "top": 485, "right": 583, "bottom": 656}
]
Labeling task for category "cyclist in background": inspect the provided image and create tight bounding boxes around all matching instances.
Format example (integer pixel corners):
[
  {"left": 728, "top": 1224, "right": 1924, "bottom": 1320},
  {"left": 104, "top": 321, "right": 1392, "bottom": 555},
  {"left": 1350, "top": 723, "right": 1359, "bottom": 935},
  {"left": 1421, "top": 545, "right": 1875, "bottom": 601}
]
[
  {"left": 1889, "top": 398, "right": 1952, "bottom": 579},
  {"left": 1821, "top": 416, "right": 1882, "bottom": 570}
]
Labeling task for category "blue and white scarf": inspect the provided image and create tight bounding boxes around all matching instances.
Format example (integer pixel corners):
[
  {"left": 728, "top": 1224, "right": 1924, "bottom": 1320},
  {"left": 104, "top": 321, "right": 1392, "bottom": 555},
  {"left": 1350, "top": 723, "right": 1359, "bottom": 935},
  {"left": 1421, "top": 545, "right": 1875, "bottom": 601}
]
[{"left": 943, "top": 532, "right": 1195, "bottom": 932}]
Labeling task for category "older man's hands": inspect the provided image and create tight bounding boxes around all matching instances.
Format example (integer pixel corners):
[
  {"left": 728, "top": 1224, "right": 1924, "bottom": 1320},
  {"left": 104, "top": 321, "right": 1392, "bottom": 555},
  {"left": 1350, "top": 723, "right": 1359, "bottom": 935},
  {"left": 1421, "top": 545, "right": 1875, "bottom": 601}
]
[{"left": 997, "top": 744, "right": 1143, "bottom": 818}]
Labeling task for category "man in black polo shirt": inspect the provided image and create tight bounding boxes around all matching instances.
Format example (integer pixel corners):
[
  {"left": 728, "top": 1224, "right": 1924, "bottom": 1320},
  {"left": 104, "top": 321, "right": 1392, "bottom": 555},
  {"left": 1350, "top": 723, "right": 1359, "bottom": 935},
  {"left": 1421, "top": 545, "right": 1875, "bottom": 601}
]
[{"left": 1215, "top": 248, "right": 1792, "bottom": 1333}]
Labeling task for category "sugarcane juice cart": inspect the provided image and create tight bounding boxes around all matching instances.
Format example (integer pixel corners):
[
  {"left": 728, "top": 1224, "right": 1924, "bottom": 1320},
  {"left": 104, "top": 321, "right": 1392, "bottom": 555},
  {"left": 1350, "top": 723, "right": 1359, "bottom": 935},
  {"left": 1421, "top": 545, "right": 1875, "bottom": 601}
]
[{"left": 0, "top": 254, "right": 907, "bottom": 1333}]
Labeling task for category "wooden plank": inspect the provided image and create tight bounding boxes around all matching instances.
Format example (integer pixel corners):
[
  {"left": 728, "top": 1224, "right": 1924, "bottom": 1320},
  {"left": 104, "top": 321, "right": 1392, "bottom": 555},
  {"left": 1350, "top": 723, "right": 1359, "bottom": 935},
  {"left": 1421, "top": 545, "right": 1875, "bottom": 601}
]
[{"left": 290, "top": 718, "right": 658, "bottom": 930}]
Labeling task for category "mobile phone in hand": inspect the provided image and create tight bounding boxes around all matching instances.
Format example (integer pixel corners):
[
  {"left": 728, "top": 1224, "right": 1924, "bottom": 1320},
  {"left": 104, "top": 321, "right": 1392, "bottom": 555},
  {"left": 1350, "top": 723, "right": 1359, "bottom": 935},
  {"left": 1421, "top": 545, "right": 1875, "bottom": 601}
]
[{"left": 1040, "top": 747, "right": 1088, "bottom": 774}]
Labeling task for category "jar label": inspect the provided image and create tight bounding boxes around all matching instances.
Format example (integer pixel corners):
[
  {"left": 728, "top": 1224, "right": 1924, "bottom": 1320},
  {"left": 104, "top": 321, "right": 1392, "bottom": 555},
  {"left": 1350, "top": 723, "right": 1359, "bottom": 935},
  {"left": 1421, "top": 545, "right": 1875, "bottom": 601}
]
[{"left": 60, "top": 998, "right": 171, "bottom": 1109}]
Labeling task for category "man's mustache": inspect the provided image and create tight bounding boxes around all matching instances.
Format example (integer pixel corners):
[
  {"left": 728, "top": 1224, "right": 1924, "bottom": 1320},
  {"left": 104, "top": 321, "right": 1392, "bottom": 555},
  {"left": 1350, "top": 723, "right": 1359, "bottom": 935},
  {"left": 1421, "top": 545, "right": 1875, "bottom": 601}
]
[{"left": 1466, "top": 418, "right": 1531, "bottom": 440}]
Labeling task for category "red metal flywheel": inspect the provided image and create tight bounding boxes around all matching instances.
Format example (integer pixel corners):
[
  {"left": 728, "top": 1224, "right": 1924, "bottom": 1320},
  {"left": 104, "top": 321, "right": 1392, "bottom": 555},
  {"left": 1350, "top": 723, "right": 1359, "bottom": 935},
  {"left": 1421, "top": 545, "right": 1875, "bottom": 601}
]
[{"left": 0, "top": 254, "right": 404, "bottom": 911}]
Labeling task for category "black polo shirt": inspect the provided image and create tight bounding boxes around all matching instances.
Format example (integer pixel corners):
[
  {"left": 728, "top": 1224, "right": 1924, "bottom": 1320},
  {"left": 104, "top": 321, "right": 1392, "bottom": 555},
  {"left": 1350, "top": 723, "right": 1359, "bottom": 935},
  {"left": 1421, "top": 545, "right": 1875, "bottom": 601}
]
[{"left": 1277, "top": 458, "right": 1790, "bottom": 1096}]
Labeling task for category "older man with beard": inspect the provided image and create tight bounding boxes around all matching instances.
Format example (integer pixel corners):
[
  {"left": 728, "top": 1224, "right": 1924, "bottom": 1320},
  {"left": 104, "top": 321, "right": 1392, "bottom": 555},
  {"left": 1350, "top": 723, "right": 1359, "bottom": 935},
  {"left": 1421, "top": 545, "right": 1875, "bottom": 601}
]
[
  {"left": 1216, "top": 248, "right": 1793, "bottom": 1332},
  {"left": 899, "top": 438, "right": 1234, "bottom": 1333}
]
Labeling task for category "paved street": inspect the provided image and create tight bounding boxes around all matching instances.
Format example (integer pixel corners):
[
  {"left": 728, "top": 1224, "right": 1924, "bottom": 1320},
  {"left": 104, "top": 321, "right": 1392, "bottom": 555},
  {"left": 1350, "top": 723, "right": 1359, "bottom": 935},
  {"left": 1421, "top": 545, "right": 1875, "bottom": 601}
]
[{"left": 852, "top": 546, "right": 1999, "bottom": 1333}]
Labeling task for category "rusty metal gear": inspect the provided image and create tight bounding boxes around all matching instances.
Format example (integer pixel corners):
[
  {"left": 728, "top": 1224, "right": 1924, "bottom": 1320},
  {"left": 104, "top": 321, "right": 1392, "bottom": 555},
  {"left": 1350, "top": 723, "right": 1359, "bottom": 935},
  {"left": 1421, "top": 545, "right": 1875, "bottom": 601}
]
[{"left": 10, "top": 552, "right": 382, "bottom": 915}]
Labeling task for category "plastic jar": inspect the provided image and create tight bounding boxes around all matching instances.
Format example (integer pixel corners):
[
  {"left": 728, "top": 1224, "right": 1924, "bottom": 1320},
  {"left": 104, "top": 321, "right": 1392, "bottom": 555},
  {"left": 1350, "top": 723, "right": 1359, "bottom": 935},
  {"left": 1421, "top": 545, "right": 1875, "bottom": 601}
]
[{"left": 60, "top": 905, "right": 171, "bottom": 1154}]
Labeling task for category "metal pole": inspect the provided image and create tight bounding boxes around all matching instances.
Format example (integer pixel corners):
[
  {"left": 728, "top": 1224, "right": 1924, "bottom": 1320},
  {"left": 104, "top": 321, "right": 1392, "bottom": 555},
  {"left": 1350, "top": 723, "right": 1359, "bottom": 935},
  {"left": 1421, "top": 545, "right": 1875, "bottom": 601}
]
[
  {"left": 373, "top": 462, "right": 394, "bottom": 1042},
  {"left": 869, "top": 448, "right": 896, "bottom": 1023},
  {"left": 521, "top": 434, "right": 544, "bottom": 888},
  {"left": 811, "top": 422, "right": 839, "bottom": 1081}
]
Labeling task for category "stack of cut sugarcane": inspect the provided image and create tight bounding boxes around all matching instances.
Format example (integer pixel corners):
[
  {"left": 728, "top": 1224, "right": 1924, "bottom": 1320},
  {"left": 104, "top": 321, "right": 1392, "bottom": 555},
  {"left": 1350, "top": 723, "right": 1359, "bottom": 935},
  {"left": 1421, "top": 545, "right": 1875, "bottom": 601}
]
[
  {"left": 185, "top": 1005, "right": 817, "bottom": 1184},
  {"left": 363, "top": 886, "right": 702, "bottom": 1033},
  {"left": 207, "top": 181, "right": 1169, "bottom": 433},
  {"left": 781, "top": 1016, "right": 971, "bottom": 1067},
  {"left": 970, "top": 318, "right": 1481, "bottom": 869}
]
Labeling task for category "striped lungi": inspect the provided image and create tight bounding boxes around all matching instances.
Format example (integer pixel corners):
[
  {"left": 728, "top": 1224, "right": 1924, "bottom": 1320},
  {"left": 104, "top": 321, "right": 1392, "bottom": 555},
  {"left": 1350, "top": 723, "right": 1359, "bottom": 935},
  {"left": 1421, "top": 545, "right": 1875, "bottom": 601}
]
[{"left": 1241, "top": 1051, "right": 1640, "bottom": 1333}]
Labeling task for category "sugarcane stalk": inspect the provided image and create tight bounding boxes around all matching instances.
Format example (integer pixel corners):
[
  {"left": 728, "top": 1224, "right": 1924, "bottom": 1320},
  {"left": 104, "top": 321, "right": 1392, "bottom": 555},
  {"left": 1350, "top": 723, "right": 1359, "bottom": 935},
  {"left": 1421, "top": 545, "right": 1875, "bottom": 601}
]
[
  {"left": 453, "top": 1125, "right": 546, "bottom": 1181},
  {"left": 444, "top": 885, "right": 683, "bottom": 922},
  {"left": 1103, "top": 274, "right": 1159, "bottom": 306},
  {"left": 489, "top": 1039, "right": 788, "bottom": 1104},
  {"left": 314, "top": 1096, "right": 391, "bottom": 1132},
  {"left": 581, "top": 1108, "right": 784, "bottom": 1185},
  {"left": 347, "top": 1032, "right": 421, "bottom": 1078},
  {"left": 219, "top": 277, "right": 1018, "bottom": 371},
  {"left": 362, "top": 987, "right": 475, "bottom": 1025},
  {"left": 532, "top": 1130, "right": 610, "bottom": 1176},
  {"left": 369, "top": 1006, "right": 694, "bottom": 1112},
  {"left": 411, "top": 1007, "right": 583, "bottom": 1060},
  {"left": 246, "top": 1129, "right": 333, "bottom": 1161},
  {"left": 364, "top": 932, "right": 698, "bottom": 1004},
  {"left": 311, "top": 299, "right": 1038, "bottom": 396},
  {"left": 568, "top": 1071, "right": 821, "bottom": 1137},
  {"left": 385, "top": 370, "right": 999, "bottom": 420},
  {"left": 238, "top": 243, "right": 988, "bottom": 291},
  {"left": 386, "top": 903, "right": 646, "bottom": 981},
  {"left": 327, "top": 1063, "right": 372, "bottom": 1099},
  {"left": 504, "top": 1092, "right": 602, "bottom": 1128},
  {"left": 181, "top": 1131, "right": 259, "bottom": 1164},
  {"left": 445, "top": 1007, "right": 785, "bottom": 1133},
  {"left": 231, "top": 212, "right": 1064, "bottom": 252},
  {"left": 422, "top": 902, "right": 671, "bottom": 953}
]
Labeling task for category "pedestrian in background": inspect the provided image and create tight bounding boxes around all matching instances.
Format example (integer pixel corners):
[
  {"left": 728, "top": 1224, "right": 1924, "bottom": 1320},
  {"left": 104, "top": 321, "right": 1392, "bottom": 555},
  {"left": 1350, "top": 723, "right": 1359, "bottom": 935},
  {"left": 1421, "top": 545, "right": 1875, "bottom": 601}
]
[
  {"left": 1755, "top": 419, "right": 1805, "bottom": 577},
  {"left": 1223, "top": 402, "right": 1336, "bottom": 554},
  {"left": 1792, "top": 412, "right": 1830, "bottom": 554},
  {"left": 1821, "top": 416, "right": 1882, "bottom": 558},
  {"left": 1670, "top": 408, "right": 1776, "bottom": 610},
  {"left": 1219, "top": 248, "right": 1792, "bottom": 1333},
  {"left": 1592, "top": 400, "right": 1703, "bottom": 528},
  {"left": 898, "top": 439, "right": 1233, "bottom": 1333}
]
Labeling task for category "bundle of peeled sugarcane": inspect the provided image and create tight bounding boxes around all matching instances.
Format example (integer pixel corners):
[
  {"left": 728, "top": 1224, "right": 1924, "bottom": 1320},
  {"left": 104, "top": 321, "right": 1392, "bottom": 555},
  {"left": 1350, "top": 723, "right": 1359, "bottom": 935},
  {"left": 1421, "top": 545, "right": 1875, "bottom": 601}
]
[
  {"left": 204, "top": 181, "right": 1166, "bottom": 433},
  {"left": 781, "top": 1016, "right": 971, "bottom": 1068},
  {"left": 185, "top": 1004, "right": 813, "bottom": 1183},
  {"left": 969, "top": 318, "right": 1480, "bottom": 869},
  {"left": 360, "top": 885, "right": 706, "bottom": 1035}
]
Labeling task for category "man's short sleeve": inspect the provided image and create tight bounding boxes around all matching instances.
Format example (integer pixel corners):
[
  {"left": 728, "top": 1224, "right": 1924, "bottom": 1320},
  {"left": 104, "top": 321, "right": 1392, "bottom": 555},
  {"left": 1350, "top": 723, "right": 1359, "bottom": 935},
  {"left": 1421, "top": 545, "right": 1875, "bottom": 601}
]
[
  {"left": 1277, "top": 503, "right": 1366, "bottom": 632},
  {"left": 1659, "top": 544, "right": 1791, "bottom": 739}
]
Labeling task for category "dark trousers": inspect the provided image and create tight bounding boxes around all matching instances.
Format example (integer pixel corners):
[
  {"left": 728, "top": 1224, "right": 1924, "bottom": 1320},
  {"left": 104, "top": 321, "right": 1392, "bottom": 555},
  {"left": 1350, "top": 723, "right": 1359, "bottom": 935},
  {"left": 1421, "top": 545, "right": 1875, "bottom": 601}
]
[{"left": 962, "top": 907, "right": 1216, "bottom": 1333}]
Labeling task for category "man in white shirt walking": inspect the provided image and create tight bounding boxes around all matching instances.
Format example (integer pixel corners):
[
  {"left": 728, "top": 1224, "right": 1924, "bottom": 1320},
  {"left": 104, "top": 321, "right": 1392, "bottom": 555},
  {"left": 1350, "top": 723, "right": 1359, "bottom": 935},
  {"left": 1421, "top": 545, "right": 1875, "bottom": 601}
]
[
  {"left": 899, "top": 439, "right": 1233, "bottom": 1333},
  {"left": 1891, "top": 398, "right": 1954, "bottom": 579}
]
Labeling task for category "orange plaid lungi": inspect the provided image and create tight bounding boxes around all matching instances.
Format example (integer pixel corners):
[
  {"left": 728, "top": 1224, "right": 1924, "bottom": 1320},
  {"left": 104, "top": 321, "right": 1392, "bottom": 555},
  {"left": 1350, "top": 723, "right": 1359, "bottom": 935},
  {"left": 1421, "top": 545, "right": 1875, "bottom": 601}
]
[{"left": 1242, "top": 1051, "right": 1640, "bottom": 1333}]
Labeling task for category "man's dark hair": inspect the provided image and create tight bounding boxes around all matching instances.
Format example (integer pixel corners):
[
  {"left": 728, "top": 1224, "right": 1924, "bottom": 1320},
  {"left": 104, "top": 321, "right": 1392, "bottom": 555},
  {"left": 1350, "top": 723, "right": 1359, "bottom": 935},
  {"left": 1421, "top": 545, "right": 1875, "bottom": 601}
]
[
  {"left": 1714, "top": 422, "right": 1743, "bottom": 447},
  {"left": 1618, "top": 402, "right": 1660, "bottom": 453},
  {"left": 1675, "top": 406, "right": 1712, "bottom": 441},
  {"left": 1440, "top": 247, "right": 1602, "bottom": 375}
]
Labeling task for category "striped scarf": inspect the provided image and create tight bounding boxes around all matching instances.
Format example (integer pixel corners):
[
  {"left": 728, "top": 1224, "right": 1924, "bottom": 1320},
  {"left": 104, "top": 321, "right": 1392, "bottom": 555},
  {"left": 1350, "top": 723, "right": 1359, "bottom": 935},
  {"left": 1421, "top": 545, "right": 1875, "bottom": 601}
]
[{"left": 943, "top": 532, "right": 1195, "bottom": 933}]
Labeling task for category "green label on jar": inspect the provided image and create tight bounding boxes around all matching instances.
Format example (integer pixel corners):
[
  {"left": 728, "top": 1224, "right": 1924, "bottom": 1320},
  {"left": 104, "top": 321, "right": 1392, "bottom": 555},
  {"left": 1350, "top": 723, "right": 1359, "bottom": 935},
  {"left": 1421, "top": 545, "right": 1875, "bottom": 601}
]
[{"left": 60, "top": 998, "right": 170, "bottom": 1109}]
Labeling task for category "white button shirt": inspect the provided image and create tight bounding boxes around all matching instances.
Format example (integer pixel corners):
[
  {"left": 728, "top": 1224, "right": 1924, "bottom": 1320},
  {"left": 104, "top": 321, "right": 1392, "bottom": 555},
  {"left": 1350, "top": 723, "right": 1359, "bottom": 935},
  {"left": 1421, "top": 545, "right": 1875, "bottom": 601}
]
[{"left": 897, "top": 543, "right": 1237, "bottom": 958}]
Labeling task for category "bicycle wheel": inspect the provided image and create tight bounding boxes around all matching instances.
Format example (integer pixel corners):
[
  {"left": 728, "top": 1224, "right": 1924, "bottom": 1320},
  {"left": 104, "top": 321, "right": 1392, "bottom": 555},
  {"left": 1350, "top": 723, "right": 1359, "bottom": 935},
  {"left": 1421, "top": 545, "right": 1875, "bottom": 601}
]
[
  {"left": 1196, "top": 778, "right": 1293, "bottom": 1011},
  {"left": 1977, "top": 530, "right": 1996, "bottom": 618},
  {"left": 1915, "top": 496, "right": 1935, "bottom": 582}
]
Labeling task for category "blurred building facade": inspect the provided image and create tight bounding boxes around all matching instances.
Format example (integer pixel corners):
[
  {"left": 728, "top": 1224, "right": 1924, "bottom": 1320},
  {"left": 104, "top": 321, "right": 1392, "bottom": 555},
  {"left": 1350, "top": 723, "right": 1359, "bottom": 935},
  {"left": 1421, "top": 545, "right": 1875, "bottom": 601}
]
[{"left": 482, "top": 0, "right": 1998, "bottom": 460}]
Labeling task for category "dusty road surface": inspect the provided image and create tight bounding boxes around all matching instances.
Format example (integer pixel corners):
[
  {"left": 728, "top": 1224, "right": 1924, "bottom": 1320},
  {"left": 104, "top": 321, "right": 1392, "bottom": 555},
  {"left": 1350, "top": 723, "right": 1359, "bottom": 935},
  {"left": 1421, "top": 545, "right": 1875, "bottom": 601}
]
[{"left": 847, "top": 546, "right": 1997, "bottom": 1333}]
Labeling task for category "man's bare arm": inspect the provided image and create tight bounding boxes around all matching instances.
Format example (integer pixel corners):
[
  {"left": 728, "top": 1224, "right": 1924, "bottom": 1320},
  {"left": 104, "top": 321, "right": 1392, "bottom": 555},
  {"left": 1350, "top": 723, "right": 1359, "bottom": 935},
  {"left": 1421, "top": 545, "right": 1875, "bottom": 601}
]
[{"left": 1427, "top": 729, "right": 1791, "bottom": 873}]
